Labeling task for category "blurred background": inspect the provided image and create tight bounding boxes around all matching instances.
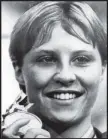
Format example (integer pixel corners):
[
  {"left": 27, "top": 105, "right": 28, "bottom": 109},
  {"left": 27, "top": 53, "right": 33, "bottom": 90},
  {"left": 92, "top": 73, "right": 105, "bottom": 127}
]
[{"left": 1, "top": 1, "right": 107, "bottom": 132}]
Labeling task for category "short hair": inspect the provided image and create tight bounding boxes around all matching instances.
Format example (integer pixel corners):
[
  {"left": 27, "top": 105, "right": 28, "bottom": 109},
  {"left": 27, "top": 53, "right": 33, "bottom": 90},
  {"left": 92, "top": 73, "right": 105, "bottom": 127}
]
[{"left": 9, "top": 1, "right": 107, "bottom": 93}]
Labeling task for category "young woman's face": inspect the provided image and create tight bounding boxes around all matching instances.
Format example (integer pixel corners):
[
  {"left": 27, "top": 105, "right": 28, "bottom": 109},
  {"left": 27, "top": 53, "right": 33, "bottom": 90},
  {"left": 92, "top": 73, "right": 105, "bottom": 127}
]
[{"left": 21, "top": 24, "right": 104, "bottom": 124}]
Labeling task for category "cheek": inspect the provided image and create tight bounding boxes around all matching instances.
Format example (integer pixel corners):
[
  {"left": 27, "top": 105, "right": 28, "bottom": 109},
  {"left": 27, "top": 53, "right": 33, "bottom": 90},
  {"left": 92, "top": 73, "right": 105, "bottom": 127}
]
[
  {"left": 76, "top": 64, "right": 102, "bottom": 108},
  {"left": 74, "top": 64, "right": 103, "bottom": 114},
  {"left": 75, "top": 64, "right": 102, "bottom": 89},
  {"left": 22, "top": 66, "right": 56, "bottom": 103},
  {"left": 23, "top": 66, "right": 56, "bottom": 89}
]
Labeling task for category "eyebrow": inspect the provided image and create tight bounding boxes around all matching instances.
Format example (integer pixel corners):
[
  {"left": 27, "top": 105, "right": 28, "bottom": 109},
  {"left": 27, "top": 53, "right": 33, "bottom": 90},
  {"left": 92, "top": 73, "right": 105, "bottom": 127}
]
[
  {"left": 33, "top": 50, "right": 56, "bottom": 55},
  {"left": 37, "top": 50, "right": 55, "bottom": 53},
  {"left": 30, "top": 49, "right": 95, "bottom": 59},
  {"left": 35, "top": 49, "right": 94, "bottom": 54},
  {"left": 71, "top": 50, "right": 94, "bottom": 55}
]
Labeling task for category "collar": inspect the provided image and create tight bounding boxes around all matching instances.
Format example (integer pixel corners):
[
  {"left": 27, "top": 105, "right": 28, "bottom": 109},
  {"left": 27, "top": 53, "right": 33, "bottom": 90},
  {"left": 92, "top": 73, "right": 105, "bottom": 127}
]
[
  {"left": 44, "top": 123, "right": 96, "bottom": 138},
  {"left": 81, "top": 126, "right": 96, "bottom": 138}
]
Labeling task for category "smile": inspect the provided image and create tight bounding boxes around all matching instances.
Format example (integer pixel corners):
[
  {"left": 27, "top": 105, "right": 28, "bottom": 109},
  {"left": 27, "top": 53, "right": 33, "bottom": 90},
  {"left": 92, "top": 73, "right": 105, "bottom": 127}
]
[{"left": 46, "top": 90, "right": 83, "bottom": 100}]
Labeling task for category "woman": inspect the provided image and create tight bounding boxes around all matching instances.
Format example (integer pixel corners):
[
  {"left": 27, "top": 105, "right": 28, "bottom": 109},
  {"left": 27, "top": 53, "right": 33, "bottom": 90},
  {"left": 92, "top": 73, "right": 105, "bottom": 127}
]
[{"left": 2, "top": 1, "right": 107, "bottom": 138}]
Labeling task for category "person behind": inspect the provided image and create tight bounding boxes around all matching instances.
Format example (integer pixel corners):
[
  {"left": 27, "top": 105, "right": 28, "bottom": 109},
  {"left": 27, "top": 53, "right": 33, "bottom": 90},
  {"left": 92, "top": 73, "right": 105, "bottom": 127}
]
[{"left": 2, "top": 1, "right": 107, "bottom": 138}]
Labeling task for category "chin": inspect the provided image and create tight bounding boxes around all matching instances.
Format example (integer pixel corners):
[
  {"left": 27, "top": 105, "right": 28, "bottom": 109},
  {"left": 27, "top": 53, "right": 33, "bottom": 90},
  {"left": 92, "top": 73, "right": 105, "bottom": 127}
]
[{"left": 47, "top": 110, "right": 82, "bottom": 125}]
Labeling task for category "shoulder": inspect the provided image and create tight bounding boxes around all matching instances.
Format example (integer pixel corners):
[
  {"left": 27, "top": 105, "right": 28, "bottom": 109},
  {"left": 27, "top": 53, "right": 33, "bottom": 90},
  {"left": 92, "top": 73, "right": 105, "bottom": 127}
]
[
  {"left": 94, "top": 127, "right": 107, "bottom": 138},
  {"left": 101, "top": 131, "right": 107, "bottom": 138}
]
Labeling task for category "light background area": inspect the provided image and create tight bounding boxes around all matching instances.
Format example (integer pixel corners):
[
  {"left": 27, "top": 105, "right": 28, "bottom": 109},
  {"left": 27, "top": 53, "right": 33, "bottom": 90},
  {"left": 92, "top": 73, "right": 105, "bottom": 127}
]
[{"left": 1, "top": 1, "right": 107, "bottom": 132}]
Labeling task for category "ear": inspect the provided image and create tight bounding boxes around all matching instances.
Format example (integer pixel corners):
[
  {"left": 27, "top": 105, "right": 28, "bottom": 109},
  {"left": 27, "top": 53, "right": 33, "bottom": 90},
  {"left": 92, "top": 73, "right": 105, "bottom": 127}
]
[
  {"left": 14, "top": 65, "right": 25, "bottom": 86},
  {"left": 100, "top": 61, "right": 107, "bottom": 82},
  {"left": 102, "top": 60, "right": 107, "bottom": 74}
]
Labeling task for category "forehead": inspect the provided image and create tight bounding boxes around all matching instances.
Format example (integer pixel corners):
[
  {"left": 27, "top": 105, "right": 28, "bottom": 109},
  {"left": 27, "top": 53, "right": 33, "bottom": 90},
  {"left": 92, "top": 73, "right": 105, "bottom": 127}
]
[
  {"left": 33, "top": 24, "right": 96, "bottom": 52},
  {"left": 24, "top": 24, "right": 102, "bottom": 64}
]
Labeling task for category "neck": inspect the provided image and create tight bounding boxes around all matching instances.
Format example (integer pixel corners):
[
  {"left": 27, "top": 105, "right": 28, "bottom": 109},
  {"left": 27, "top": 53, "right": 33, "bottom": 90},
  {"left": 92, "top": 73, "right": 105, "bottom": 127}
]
[{"left": 42, "top": 115, "right": 92, "bottom": 138}]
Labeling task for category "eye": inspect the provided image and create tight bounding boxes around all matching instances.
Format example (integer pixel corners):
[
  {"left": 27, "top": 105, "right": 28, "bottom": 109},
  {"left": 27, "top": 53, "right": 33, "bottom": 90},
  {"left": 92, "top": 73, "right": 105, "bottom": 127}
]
[
  {"left": 36, "top": 56, "right": 57, "bottom": 64},
  {"left": 73, "top": 56, "right": 91, "bottom": 64}
]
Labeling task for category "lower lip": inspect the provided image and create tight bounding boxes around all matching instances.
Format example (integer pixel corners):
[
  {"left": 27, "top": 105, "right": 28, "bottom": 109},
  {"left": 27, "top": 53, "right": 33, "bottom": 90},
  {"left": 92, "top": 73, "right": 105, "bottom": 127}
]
[{"left": 45, "top": 94, "right": 85, "bottom": 105}]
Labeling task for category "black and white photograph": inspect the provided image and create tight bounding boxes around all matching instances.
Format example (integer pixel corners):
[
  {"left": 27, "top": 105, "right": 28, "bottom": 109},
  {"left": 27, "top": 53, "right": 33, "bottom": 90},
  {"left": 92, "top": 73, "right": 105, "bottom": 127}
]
[{"left": 1, "top": 1, "right": 107, "bottom": 138}]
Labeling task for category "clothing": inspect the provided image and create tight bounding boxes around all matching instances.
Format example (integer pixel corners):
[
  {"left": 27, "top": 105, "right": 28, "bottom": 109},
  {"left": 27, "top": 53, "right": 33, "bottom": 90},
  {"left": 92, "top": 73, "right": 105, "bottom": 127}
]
[
  {"left": 81, "top": 126, "right": 107, "bottom": 138},
  {"left": 94, "top": 127, "right": 107, "bottom": 138},
  {"left": 1, "top": 127, "right": 107, "bottom": 138}
]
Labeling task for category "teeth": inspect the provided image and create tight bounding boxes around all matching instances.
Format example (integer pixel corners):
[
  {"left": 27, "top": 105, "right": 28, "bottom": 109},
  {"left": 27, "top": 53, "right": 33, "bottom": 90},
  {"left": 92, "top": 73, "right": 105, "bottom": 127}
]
[
  {"left": 57, "top": 94, "right": 60, "bottom": 99},
  {"left": 60, "top": 94, "right": 65, "bottom": 99},
  {"left": 65, "top": 93, "right": 70, "bottom": 99},
  {"left": 69, "top": 94, "right": 73, "bottom": 99},
  {"left": 53, "top": 93, "right": 76, "bottom": 100}
]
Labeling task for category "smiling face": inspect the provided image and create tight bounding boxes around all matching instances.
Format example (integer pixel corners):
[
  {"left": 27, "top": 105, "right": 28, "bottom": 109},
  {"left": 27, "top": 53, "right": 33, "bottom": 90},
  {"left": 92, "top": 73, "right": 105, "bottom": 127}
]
[{"left": 21, "top": 24, "right": 104, "bottom": 124}]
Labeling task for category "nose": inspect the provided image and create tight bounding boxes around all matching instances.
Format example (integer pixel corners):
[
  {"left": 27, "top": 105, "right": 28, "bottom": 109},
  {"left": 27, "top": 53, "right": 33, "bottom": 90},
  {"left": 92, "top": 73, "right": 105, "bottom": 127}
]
[{"left": 53, "top": 66, "right": 76, "bottom": 87}]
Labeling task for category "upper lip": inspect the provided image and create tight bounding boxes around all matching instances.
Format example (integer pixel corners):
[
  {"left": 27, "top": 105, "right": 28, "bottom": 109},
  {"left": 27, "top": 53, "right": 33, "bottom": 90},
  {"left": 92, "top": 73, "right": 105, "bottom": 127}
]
[{"left": 45, "top": 89, "right": 84, "bottom": 96}]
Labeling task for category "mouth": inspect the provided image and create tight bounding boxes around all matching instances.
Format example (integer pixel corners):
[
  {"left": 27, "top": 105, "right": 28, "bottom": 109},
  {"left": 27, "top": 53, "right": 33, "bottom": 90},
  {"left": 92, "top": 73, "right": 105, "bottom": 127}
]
[{"left": 46, "top": 90, "right": 84, "bottom": 100}]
